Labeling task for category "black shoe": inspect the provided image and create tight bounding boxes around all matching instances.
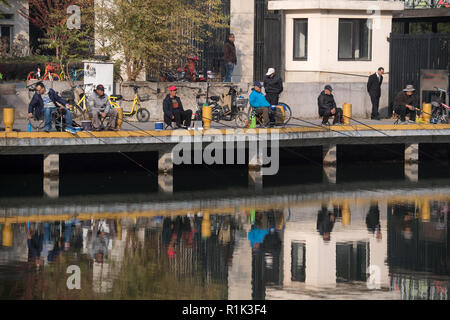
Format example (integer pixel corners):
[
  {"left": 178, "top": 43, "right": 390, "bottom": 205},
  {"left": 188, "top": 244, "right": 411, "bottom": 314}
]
[{"left": 371, "top": 116, "right": 381, "bottom": 120}]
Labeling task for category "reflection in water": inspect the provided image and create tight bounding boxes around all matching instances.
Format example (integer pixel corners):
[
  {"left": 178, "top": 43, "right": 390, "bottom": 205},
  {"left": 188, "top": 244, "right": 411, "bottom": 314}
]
[{"left": 0, "top": 194, "right": 449, "bottom": 300}]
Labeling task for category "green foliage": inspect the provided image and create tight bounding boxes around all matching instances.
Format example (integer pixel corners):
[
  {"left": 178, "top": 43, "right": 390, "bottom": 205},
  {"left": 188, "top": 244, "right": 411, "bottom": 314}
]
[{"left": 97, "top": 0, "right": 229, "bottom": 81}]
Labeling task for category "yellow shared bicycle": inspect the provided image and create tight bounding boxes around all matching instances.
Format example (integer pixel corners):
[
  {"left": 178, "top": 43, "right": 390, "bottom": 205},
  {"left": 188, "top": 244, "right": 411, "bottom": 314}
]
[{"left": 108, "top": 85, "right": 151, "bottom": 122}]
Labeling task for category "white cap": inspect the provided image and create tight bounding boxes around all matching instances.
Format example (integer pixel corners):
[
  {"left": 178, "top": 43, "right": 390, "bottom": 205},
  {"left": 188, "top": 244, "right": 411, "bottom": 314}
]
[{"left": 266, "top": 68, "right": 275, "bottom": 76}]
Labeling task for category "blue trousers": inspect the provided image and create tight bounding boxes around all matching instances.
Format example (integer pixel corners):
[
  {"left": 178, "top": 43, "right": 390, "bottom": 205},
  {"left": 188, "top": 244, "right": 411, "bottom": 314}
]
[
  {"left": 43, "top": 107, "right": 73, "bottom": 131},
  {"left": 224, "top": 62, "right": 235, "bottom": 82}
]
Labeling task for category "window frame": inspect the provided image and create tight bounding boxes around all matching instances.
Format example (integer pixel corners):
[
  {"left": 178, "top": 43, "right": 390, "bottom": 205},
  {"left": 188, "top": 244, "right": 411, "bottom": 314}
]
[
  {"left": 338, "top": 18, "right": 373, "bottom": 61},
  {"left": 293, "top": 18, "right": 308, "bottom": 61}
]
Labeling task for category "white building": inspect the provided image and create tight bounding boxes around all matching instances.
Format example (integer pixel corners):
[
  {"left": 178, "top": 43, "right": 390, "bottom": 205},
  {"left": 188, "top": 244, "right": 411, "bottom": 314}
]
[
  {"left": 232, "top": 0, "right": 404, "bottom": 83},
  {"left": 230, "top": 0, "right": 406, "bottom": 118},
  {"left": 0, "top": 0, "right": 29, "bottom": 57}
]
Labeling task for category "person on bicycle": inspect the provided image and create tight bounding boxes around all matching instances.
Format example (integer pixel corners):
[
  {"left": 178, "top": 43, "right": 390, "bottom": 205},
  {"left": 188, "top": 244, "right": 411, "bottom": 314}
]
[
  {"left": 263, "top": 68, "right": 283, "bottom": 106},
  {"left": 28, "top": 82, "right": 76, "bottom": 134},
  {"left": 318, "top": 85, "right": 343, "bottom": 125},
  {"left": 249, "top": 81, "right": 270, "bottom": 126},
  {"left": 393, "top": 84, "right": 417, "bottom": 124},
  {"left": 163, "top": 86, "right": 192, "bottom": 129},
  {"left": 88, "top": 84, "right": 118, "bottom": 131}
]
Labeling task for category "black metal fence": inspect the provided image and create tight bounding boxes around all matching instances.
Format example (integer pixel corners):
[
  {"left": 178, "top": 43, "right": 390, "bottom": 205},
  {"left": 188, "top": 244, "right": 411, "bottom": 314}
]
[
  {"left": 389, "top": 33, "right": 450, "bottom": 111},
  {"left": 146, "top": 0, "right": 230, "bottom": 82}
]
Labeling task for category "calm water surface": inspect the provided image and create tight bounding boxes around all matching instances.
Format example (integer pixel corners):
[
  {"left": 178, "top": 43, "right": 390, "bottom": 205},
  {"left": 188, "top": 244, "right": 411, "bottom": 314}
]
[{"left": 0, "top": 161, "right": 449, "bottom": 300}]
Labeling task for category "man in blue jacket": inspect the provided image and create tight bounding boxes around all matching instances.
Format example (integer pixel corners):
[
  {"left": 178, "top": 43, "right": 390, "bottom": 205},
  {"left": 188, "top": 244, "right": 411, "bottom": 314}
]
[
  {"left": 249, "top": 81, "right": 270, "bottom": 126},
  {"left": 28, "top": 82, "right": 76, "bottom": 133}
]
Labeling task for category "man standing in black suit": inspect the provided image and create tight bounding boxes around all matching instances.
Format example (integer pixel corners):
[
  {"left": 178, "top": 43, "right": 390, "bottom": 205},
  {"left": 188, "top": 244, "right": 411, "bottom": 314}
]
[{"left": 367, "top": 67, "right": 384, "bottom": 120}]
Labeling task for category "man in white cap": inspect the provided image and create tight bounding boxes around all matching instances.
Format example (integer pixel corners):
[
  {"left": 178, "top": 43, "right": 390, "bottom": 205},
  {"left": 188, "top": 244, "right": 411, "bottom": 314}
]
[
  {"left": 263, "top": 67, "right": 283, "bottom": 106},
  {"left": 394, "top": 84, "right": 418, "bottom": 124}
]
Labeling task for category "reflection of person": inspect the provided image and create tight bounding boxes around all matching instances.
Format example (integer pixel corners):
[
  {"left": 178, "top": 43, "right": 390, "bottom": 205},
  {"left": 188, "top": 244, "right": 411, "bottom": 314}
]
[
  {"left": 316, "top": 205, "right": 335, "bottom": 241},
  {"left": 248, "top": 224, "right": 269, "bottom": 250},
  {"left": 366, "top": 202, "right": 382, "bottom": 240},
  {"left": 89, "top": 221, "right": 110, "bottom": 263},
  {"left": 392, "top": 205, "right": 415, "bottom": 240},
  {"left": 26, "top": 222, "right": 43, "bottom": 269}
]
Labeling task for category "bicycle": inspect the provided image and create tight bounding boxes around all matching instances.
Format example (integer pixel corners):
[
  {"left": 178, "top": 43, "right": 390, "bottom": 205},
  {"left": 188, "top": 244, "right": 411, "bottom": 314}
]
[
  {"left": 26, "top": 63, "right": 61, "bottom": 87},
  {"left": 108, "top": 85, "right": 151, "bottom": 122},
  {"left": 193, "top": 84, "right": 250, "bottom": 128},
  {"left": 247, "top": 102, "right": 292, "bottom": 127},
  {"left": 63, "top": 83, "right": 94, "bottom": 121},
  {"left": 431, "top": 86, "right": 449, "bottom": 124},
  {"left": 59, "top": 67, "right": 84, "bottom": 82}
]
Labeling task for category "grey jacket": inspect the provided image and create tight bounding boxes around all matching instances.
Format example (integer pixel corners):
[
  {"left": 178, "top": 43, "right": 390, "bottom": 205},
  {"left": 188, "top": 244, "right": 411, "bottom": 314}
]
[{"left": 88, "top": 92, "right": 110, "bottom": 114}]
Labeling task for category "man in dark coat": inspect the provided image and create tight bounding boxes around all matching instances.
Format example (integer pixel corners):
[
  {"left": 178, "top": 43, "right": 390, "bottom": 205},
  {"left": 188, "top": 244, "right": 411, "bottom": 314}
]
[
  {"left": 367, "top": 67, "right": 384, "bottom": 120},
  {"left": 263, "top": 68, "right": 283, "bottom": 106},
  {"left": 223, "top": 34, "right": 237, "bottom": 82},
  {"left": 163, "top": 86, "right": 192, "bottom": 129},
  {"left": 317, "top": 85, "right": 343, "bottom": 125},
  {"left": 27, "top": 82, "right": 76, "bottom": 133},
  {"left": 394, "top": 84, "right": 418, "bottom": 124}
]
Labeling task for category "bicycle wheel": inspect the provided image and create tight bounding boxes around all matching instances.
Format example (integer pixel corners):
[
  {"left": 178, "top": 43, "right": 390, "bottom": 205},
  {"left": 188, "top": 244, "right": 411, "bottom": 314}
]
[
  {"left": 235, "top": 111, "right": 249, "bottom": 128},
  {"left": 27, "top": 72, "right": 39, "bottom": 87},
  {"left": 136, "top": 108, "right": 150, "bottom": 122},
  {"left": 279, "top": 102, "right": 292, "bottom": 125},
  {"left": 44, "top": 73, "right": 61, "bottom": 81}
]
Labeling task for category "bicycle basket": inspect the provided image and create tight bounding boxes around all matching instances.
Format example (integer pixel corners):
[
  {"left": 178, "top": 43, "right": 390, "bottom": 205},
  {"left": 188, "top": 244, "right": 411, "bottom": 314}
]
[
  {"left": 236, "top": 98, "right": 248, "bottom": 109},
  {"left": 45, "top": 63, "right": 59, "bottom": 72},
  {"left": 61, "top": 90, "right": 75, "bottom": 102}
]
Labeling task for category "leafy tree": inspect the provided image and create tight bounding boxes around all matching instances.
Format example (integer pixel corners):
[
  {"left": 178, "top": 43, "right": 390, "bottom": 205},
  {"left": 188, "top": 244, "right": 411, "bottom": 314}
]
[
  {"left": 18, "top": 0, "right": 93, "bottom": 71},
  {"left": 97, "top": 0, "right": 228, "bottom": 81}
]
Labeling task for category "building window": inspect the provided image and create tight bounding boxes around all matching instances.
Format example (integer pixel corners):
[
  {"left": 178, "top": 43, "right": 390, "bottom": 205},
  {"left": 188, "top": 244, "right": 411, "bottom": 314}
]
[
  {"left": 293, "top": 19, "right": 307, "bottom": 60},
  {"left": 0, "top": 25, "right": 12, "bottom": 54},
  {"left": 338, "top": 19, "right": 372, "bottom": 61}
]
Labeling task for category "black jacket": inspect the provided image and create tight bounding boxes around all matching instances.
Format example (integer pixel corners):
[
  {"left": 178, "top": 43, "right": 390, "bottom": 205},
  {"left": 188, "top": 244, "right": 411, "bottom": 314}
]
[
  {"left": 263, "top": 74, "right": 283, "bottom": 94},
  {"left": 394, "top": 91, "right": 418, "bottom": 108},
  {"left": 367, "top": 73, "right": 383, "bottom": 97},
  {"left": 224, "top": 40, "right": 237, "bottom": 64},
  {"left": 163, "top": 94, "right": 184, "bottom": 118},
  {"left": 317, "top": 90, "right": 337, "bottom": 116},
  {"left": 28, "top": 88, "right": 68, "bottom": 120}
]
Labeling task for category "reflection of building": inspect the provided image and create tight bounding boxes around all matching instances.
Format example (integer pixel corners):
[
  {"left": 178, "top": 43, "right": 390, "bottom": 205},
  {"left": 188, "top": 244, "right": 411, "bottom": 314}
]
[{"left": 387, "top": 201, "right": 450, "bottom": 300}]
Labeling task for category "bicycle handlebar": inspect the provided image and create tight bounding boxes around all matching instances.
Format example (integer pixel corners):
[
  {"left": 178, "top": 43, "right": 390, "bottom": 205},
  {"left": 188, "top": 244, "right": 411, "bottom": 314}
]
[{"left": 433, "top": 86, "right": 448, "bottom": 93}]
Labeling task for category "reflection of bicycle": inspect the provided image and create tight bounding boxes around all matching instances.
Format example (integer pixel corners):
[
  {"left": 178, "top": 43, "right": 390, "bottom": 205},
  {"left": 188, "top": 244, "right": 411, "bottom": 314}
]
[
  {"left": 26, "top": 63, "right": 60, "bottom": 87},
  {"left": 431, "top": 87, "right": 449, "bottom": 124},
  {"left": 108, "top": 85, "right": 151, "bottom": 122}
]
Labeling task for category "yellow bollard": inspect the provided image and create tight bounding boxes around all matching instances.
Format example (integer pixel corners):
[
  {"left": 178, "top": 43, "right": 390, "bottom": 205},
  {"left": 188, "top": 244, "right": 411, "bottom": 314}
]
[
  {"left": 342, "top": 103, "right": 352, "bottom": 125},
  {"left": 341, "top": 200, "right": 351, "bottom": 226},
  {"left": 116, "top": 107, "right": 123, "bottom": 130},
  {"left": 3, "top": 108, "right": 15, "bottom": 132},
  {"left": 422, "top": 103, "right": 432, "bottom": 123},
  {"left": 201, "top": 212, "right": 211, "bottom": 239},
  {"left": 421, "top": 200, "right": 430, "bottom": 222},
  {"left": 2, "top": 223, "right": 13, "bottom": 247},
  {"left": 202, "top": 105, "right": 212, "bottom": 130}
]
